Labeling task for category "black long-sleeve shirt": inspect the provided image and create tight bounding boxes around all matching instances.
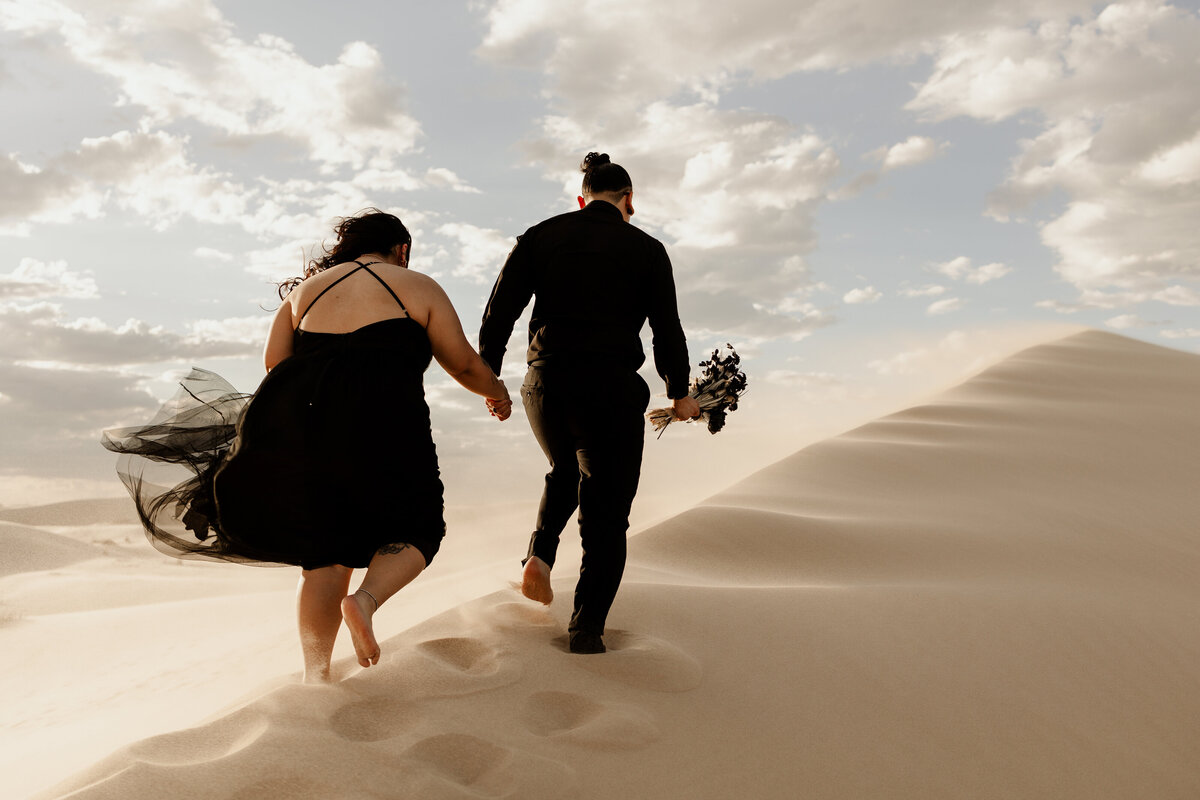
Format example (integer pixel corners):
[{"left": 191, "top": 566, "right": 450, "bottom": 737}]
[{"left": 479, "top": 201, "right": 691, "bottom": 399}]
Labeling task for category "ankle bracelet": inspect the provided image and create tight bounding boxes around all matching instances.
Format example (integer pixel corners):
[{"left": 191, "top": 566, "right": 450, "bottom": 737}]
[{"left": 356, "top": 588, "right": 379, "bottom": 611}]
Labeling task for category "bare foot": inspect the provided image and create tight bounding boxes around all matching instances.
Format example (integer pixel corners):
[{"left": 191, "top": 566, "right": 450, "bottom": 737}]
[
  {"left": 521, "top": 556, "right": 553, "bottom": 605},
  {"left": 341, "top": 591, "right": 380, "bottom": 668}
]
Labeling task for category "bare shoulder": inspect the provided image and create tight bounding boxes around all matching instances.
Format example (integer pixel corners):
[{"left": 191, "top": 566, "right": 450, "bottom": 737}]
[{"left": 400, "top": 269, "right": 450, "bottom": 301}]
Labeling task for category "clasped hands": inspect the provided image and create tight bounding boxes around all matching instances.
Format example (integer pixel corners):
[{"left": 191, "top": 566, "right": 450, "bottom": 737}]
[{"left": 486, "top": 393, "right": 513, "bottom": 421}]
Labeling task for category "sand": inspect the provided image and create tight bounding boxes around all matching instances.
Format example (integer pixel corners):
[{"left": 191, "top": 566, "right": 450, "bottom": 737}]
[{"left": 5, "top": 329, "right": 1200, "bottom": 799}]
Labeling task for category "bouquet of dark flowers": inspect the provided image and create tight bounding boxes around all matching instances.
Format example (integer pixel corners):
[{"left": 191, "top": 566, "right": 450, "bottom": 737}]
[{"left": 648, "top": 344, "right": 747, "bottom": 438}]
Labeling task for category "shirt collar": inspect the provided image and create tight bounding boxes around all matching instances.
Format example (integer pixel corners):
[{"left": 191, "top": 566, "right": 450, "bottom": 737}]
[{"left": 581, "top": 200, "right": 624, "bottom": 220}]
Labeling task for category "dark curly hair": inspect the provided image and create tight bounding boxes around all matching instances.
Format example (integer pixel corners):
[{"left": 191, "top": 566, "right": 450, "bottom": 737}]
[
  {"left": 278, "top": 208, "right": 411, "bottom": 298},
  {"left": 580, "top": 152, "right": 632, "bottom": 197}
]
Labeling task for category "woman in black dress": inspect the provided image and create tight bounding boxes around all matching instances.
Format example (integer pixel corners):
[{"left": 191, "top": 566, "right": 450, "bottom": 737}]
[{"left": 104, "top": 210, "right": 512, "bottom": 681}]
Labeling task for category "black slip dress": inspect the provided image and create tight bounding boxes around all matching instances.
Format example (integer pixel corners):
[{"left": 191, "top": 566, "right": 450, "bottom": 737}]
[{"left": 102, "top": 260, "right": 445, "bottom": 568}]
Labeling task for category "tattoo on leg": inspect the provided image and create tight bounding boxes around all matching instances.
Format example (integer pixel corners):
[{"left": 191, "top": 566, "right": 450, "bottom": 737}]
[{"left": 377, "top": 542, "right": 413, "bottom": 556}]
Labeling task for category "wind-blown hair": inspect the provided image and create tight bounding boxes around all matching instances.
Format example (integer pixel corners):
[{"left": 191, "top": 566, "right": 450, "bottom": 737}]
[
  {"left": 580, "top": 152, "right": 632, "bottom": 197},
  {"left": 278, "top": 208, "right": 411, "bottom": 298}
]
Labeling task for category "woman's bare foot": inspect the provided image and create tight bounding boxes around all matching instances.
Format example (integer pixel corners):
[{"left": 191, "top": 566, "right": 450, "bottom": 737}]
[
  {"left": 521, "top": 556, "right": 553, "bottom": 605},
  {"left": 341, "top": 590, "right": 380, "bottom": 668}
]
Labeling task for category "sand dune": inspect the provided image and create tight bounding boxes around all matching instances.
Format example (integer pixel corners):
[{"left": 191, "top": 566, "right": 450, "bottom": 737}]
[
  {"left": 0, "top": 497, "right": 138, "bottom": 527},
  {"left": 0, "top": 522, "right": 106, "bottom": 577},
  {"left": 25, "top": 330, "right": 1200, "bottom": 799}
]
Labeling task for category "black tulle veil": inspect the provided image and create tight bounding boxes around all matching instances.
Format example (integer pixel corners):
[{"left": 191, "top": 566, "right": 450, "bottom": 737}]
[{"left": 101, "top": 367, "right": 270, "bottom": 564}]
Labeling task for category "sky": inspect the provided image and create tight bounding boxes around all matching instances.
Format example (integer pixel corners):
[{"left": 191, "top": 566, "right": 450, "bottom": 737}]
[{"left": 1, "top": 0, "right": 1198, "bottom": 509}]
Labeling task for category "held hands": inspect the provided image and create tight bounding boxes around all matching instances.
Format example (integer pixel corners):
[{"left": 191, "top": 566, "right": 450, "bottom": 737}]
[
  {"left": 671, "top": 395, "right": 701, "bottom": 421},
  {"left": 486, "top": 381, "right": 512, "bottom": 421}
]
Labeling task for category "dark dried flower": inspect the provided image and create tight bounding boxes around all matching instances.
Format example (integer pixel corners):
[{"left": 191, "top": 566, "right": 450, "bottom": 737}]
[{"left": 647, "top": 344, "right": 748, "bottom": 438}]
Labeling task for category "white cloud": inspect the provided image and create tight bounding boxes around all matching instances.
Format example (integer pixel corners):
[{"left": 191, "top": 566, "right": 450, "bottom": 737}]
[
  {"left": 1, "top": 0, "right": 421, "bottom": 171},
  {"left": 474, "top": 0, "right": 1109, "bottom": 345},
  {"left": 0, "top": 258, "right": 98, "bottom": 300},
  {"left": 932, "top": 256, "right": 1011, "bottom": 284},
  {"left": 927, "top": 297, "right": 965, "bottom": 315},
  {"left": 1, "top": 130, "right": 250, "bottom": 229},
  {"left": 909, "top": 2, "right": 1200, "bottom": 300},
  {"left": 188, "top": 315, "right": 273, "bottom": 346},
  {"left": 881, "top": 136, "right": 943, "bottom": 170},
  {"left": 422, "top": 168, "right": 482, "bottom": 194},
  {"left": 517, "top": 102, "right": 841, "bottom": 342},
  {"left": 843, "top": 286, "right": 882, "bottom": 304},
  {"left": 0, "top": 303, "right": 260, "bottom": 366},
  {"left": 900, "top": 284, "right": 948, "bottom": 298},
  {"left": 1161, "top": 328, "right": 1200, "bottom": 339},
  {"left": 1105, "top": 313, "right": 1160, "bottom": 330},
  {"left": 477, "top": 0, "right": 1091, "bottom": 111},
  {"left": 1037, "top": 283, "right": 1200, "bottom": 314},
  {"left": 436, "top": 223, "right": 514, "bottom": 284}
]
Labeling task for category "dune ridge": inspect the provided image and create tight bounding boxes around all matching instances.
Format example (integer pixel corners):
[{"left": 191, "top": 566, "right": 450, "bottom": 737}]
[
  {"left": 30, "top": 330, "right": 1200, "bottom": 799},
  {"left": 0, "top": 497, "right": 138, "bottom": 527}
]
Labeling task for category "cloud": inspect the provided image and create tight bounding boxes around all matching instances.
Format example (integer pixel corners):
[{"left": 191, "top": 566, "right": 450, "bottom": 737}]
[
  {"left": 187, "top": 315, "right": 273, "bottom": 346},
  {"left": 422, "top": 168, "right": 482, "bottom": 194},
  {"left": 517, "top": 102, "right": 842, "bottom": 342},
  {"left": 0, "top": 258, "right": 98, "bottom": 300},
  {"left": 927, "top": 297, "right": 965, "bottom": 315},
  {"left": 1, "top": 0, "right": 421, "bottom": 171},
  {"left": 843, "top": 286, "right": 882, "bottom": 304},
  {"left": 1161, "top": 328, "right": 1200, "bottom": 339},
  {"left": 1036, "top": 283, "right": 1200, "bottom": 314},
  {"left": 908, "top": 1, "right": 1200, "bottom": 299},
  {"left": 1105, "top": 313, "right": 1162, "bottom": 330},
  {"left": 474, "top": 0, "right": 1107, "bottom": 345},
  {"left": 436, "top": 223, "right": 514, "bottom": 284},
  {"left": 477, "top": 0, "right": 1092, "bottom": 112},
  {"left": 880, "top": 136, "right": 944, "bottom": 170},
  {"left": 0, "top": 359, "right": 160, "bottom": 476},
  {"left": 899, "top": 284, "right": 948, "bottom": 298},
  {"left": 932, "top": 256, "right": 1012, "bottom": 284},
  {"left": 0, "top": 303, "right": 261, "bottom": 367},
  {"left": 1, "top": 130, "right": 250, "bottom": 229}
]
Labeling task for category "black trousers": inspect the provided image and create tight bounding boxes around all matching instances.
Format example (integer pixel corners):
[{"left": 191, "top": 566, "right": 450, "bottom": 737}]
[{"left": 521, "top": 365, "right": 649, "bottom": 635}]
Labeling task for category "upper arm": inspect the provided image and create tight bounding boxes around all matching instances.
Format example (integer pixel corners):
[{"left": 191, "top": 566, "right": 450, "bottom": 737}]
[
  {"left": 647, "top": 241, "right": 681, "bottom": 323},
  {"left": 263, "top": 298, "right": 295, "bottom": 371},
  {"left": 423, "top": 279, "right": 479, "bottom": 376},
  {"left": 478, "top": 233, "right": 535, "bottom": 371}
]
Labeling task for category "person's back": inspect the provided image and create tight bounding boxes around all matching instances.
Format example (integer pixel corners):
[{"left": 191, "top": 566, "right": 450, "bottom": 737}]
[
  {"left": 479, "top": 152, "right": 698, "bottom": 654},
  {"left": 499, "top": 202, "right": 681, "bottom": 376}
]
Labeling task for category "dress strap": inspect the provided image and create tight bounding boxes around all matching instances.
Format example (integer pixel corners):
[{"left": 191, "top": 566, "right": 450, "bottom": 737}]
[
  {"left": 296, "top": 260, "right": 407, "bottom": 327},
  {"left": 358, "top": 264, "right": 409, "bottom": 314}
]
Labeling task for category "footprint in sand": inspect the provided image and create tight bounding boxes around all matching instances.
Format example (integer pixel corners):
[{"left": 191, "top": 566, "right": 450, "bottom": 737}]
[
  {"left": 410, "top": 636, "right": 523, "bottom": 697},
  {"left": 419, "top": 636, "right": 500, "bottom": 673},
  {"left": 490, "top": 601, "right": 559, "bottom": 630},
  {"left": 125, "top": 708, "right": 270, "bottom": 766},
  {"left": 522, "top": 690, "right": 660, "bottom": 750},
  {"left": 329, "top": 695, "right": 422, "bottom": 742},
  {"left": 400, "top": 732, "right": 576, "bottom": 800},
  {"left": 568, "top": 630, "right": 703, "bottom": 693}
]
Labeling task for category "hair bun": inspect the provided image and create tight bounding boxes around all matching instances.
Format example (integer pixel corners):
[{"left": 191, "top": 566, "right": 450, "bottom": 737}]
[{"left": 580, "top": 152, "right": 611, "bottom": 173}]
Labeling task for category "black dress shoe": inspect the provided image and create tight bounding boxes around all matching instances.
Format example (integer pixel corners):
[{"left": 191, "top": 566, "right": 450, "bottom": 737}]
[{"left": 568, "top": 631, "right": 606, "bottom": 654}]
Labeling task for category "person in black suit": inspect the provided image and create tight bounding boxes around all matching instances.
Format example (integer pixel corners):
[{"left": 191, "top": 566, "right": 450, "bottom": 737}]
[{"left": 479, "top": 152, "right": 699, "bottom": 653}]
